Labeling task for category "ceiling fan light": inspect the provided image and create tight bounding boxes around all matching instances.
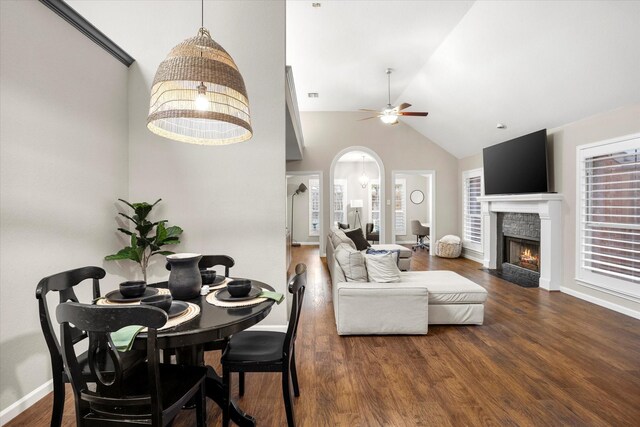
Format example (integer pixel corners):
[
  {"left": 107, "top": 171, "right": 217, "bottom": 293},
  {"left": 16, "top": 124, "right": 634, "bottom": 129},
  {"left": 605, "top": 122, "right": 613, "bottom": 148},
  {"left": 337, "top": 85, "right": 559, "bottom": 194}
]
[{"left": 380, "top": 114, "right": 398, "bottom": 125}]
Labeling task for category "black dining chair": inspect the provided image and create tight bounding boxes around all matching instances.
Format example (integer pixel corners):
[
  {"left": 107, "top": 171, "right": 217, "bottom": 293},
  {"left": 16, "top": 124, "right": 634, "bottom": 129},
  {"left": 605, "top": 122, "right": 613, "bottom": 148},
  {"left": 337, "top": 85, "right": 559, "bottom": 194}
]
[
  {"left": 35, "top": 266, "right": 141, "bottom": 427},
  {"left": 56, "top": 301, "right": 207, "bottom": 426},
  {"left": 221, "top": 263, "right": 307, "bottom": 427}
]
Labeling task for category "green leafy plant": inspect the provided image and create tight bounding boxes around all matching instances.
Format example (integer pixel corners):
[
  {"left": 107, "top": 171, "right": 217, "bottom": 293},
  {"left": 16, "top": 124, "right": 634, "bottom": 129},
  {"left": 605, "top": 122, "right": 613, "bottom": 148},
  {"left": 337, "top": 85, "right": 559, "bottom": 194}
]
[{"left": 105, "top": 199, "right": 183, "bottom": 282}]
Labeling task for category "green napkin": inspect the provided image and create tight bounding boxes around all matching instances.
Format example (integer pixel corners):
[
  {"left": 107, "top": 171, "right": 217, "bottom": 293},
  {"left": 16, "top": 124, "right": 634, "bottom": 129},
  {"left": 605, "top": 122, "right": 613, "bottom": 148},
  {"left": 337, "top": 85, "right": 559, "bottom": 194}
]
[
  {"left": 259, "top": 291, "right": 284, "bottom": 304},
  {"left": 110, "top": 325, "right": 145, "bottom": 352}
]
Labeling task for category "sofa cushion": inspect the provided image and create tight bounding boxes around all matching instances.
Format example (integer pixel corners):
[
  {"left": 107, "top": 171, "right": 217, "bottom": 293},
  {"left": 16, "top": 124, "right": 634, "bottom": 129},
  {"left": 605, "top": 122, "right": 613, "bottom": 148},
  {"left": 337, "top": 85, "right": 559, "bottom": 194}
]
[
  {"left": 337, "top": 222, "right": 349, "bottom": 230},
  {"left": 365, "top": 252, "right": 401, "bottom": 283},
  {"left": 400, "top": 271, "right": 488, "bottom": 304},
  {"left": 334, "top": 244, "right": 367, "bottom": 282},
  {"left": 345, "top": 228, "right": 371, "bottom": 251}
]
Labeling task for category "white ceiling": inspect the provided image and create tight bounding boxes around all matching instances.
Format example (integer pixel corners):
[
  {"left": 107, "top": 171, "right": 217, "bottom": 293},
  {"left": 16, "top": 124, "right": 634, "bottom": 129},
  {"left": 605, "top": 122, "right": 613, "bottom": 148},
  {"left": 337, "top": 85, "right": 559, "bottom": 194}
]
[{"left": 287, "top": 1, "right": 640, "bottom": 158}]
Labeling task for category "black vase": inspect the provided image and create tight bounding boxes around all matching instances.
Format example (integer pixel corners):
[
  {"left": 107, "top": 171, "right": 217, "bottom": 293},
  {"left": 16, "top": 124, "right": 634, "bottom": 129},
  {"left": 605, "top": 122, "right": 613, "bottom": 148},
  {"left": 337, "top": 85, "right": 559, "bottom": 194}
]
[{"left": 166, "top": 253, "right": 202, "bottom": 300}]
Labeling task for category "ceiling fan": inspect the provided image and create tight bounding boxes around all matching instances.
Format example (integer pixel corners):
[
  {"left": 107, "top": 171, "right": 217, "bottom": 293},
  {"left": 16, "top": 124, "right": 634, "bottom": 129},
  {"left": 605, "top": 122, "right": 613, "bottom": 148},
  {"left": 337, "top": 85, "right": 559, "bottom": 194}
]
[{"left": 359, "top": 68, "right": 428, "bottom": 125}]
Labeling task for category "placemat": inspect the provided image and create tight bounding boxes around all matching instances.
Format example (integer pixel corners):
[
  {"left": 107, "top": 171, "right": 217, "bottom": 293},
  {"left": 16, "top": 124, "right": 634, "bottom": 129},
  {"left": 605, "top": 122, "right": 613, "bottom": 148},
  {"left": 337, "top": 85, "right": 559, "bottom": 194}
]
[
  {"left": 206, "top": 288, "right": 268, "bottom": 308},
  {"left": 97, "top": 288, "right": 171, "bottom": 306},
  {"left": 97, "top": 289, "right": 199, "bottom": 330}
]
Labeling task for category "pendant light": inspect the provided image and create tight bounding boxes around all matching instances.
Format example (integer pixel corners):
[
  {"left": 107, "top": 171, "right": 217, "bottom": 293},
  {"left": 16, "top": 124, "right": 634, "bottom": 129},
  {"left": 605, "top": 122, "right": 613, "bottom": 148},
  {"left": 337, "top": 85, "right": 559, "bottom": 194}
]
[
  {"left": 147, "top": 0, "right": 252, "bottom": 145},
  {"left": 359, "top": 156, "right": 369, "bottom": 188}
]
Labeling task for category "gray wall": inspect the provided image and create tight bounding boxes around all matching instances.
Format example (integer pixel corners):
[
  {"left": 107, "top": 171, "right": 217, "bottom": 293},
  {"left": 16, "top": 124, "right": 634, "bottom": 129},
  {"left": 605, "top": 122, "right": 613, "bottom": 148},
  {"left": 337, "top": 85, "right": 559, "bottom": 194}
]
[
  {"left": 0, "top": 0, "right": 129, "bottom": 412},
  {"left": 551, "top": 104, "right": 640, "bottom": 314},
  {"left": 287, "top": 112, "right": 460, "bottom": 253},
  {"left": 1, "top": 0, "right": 287, "bottom": 416},
  {"left": 456, "top": 104, "right": 640, "bottom": 315}
]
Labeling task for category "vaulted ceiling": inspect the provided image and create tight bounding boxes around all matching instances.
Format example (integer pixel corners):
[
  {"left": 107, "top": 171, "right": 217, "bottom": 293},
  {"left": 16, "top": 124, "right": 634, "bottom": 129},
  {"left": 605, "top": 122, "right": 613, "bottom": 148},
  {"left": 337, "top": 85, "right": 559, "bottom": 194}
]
[{"left": 287, "top": 1, "right": 640, "bottom": 158}]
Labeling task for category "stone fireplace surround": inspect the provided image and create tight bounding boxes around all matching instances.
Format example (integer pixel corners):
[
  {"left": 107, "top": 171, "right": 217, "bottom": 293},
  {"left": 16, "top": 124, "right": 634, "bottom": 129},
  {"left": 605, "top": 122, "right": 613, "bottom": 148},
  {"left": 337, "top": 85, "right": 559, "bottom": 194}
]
[
  {"left": 477, "top": 193, "right": 563, "bottom": 291},
  {"left": 498, "top": 213, "right": 541, "bottom": 287}
]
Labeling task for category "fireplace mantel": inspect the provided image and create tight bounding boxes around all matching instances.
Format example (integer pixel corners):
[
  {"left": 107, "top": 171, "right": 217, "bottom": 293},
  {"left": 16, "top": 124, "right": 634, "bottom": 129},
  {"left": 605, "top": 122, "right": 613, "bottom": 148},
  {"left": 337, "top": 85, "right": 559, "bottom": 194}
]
[{"left": 478, "top": 193, "right": 563, "bottom": 291}]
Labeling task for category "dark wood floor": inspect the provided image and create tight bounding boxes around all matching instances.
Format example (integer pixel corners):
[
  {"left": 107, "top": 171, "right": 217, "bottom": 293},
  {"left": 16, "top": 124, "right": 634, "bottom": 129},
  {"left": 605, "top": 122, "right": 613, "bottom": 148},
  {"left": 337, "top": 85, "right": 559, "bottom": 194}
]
[{"left": 10, "top": 246, "right": 640, "bottom": 426}]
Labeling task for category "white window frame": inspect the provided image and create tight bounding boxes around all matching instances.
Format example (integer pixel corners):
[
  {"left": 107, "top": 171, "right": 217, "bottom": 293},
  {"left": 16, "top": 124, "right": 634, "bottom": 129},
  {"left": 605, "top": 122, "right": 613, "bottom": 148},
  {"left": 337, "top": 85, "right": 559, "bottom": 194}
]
[
  {"left": 333, "top": 179, "right": 348, "bottom": 225},
  {"left": 308, "top": 178, "right": 320, "bottom": 236},
  {"left": 462, "top": 168, "right": 484, "bottom": 253},
  {"left": 368, "top": 179, "right": 381, "bottom": 231},
  {"left": 394, "top": 178, "right": 406, "bottom": 235},
  {"left": 575, "top": 133, "right": 640, "bottom": 300}
]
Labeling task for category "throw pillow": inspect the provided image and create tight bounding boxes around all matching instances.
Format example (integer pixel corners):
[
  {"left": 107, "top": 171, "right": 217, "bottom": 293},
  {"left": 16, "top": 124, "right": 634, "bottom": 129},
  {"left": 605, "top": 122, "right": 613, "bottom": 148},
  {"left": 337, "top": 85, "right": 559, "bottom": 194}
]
[
  {"left": 334, "top": 244, "right": 368, "bottom": 282},
  {"left": 337, "top": 222, "right": 349, "bottom": 230},
  {"left": 345, "top": 228, "right": 371, "bottom": 251},
  {"left": 331, "top": 229, "right": 356, "bottom": 250},
  {"left": 365, "top": 252, "right": 401, "bottom": 283},
  {"left": 366, "top": 248, "right": 401, "bottom": 265}
]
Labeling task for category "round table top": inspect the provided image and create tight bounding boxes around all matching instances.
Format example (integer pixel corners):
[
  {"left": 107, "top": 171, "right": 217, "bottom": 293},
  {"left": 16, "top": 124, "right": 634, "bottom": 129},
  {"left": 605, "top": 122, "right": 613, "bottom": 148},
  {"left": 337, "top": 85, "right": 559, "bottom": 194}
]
[{"left": 133, "top": 280, "right": 275, "bottom": 350}]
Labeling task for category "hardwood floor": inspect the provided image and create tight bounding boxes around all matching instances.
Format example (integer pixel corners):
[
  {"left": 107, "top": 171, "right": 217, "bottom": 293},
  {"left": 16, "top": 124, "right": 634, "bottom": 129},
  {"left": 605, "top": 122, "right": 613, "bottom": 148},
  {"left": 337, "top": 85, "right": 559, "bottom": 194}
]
[{"left": 10, "top": 246, "right": 640, "bottom": 426}]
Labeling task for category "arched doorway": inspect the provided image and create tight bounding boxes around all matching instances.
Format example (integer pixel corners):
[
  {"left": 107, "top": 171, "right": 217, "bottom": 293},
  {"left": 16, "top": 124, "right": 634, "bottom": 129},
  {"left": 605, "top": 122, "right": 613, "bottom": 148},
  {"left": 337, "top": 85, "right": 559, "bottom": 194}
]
[{"left": 329, "top": 147, "right": 386, "bottom": 243}]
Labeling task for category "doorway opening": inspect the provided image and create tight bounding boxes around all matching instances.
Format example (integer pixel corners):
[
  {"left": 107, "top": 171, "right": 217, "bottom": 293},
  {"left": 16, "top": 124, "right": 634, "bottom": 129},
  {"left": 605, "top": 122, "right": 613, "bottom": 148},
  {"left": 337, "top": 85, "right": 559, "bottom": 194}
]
[
  {"left": 330, "top": 147, "right": 385, "bottom": 243},
  {"left": 286, "top": 172, "right": 323, "bottom": 265},
  {"left": 391, "top": 170, "right": 435, "bottom": 256}
]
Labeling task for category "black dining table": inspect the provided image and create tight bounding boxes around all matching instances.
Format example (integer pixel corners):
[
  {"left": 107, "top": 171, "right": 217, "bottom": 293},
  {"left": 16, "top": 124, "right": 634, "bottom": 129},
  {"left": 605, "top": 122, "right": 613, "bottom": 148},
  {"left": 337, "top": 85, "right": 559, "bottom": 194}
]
[{"left": 131, "top": 279, "right": 276, "bottom": 427}]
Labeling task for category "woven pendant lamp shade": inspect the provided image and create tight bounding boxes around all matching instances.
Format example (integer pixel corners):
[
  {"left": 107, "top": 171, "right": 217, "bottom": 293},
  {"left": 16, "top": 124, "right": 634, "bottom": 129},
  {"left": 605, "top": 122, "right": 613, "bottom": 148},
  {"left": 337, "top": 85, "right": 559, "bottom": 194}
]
[{"left": 147, "top": 28, "right": 252, "bottom": 145}]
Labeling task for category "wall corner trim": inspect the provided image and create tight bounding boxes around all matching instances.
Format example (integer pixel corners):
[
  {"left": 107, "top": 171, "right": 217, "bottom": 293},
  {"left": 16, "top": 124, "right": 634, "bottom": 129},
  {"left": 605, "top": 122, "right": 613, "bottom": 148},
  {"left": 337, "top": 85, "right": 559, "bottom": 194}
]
[{"left": 38, "top": 0, "right": 135, "bottom": 67}]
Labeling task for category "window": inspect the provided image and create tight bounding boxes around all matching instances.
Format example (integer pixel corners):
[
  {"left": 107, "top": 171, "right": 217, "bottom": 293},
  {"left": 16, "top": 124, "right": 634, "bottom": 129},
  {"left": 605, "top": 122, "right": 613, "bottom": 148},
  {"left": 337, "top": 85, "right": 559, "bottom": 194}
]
[
  {"left": 577, "top": 134, "right": 640, "bottom": 298},
  {"left": 368, "top": 180, "right": 380, "bottom": 231},
  {"left": 333, "top": 179, "right": 347, "bottom": 225},
  {"left": 308, "top": 178, "right": 320, "bottom": 236},
  {"left": 394, "top": 178, "right": 406, "bottom": 235},
  {"left": 462, "top": 168, "right": 483, "bottom": 252}
]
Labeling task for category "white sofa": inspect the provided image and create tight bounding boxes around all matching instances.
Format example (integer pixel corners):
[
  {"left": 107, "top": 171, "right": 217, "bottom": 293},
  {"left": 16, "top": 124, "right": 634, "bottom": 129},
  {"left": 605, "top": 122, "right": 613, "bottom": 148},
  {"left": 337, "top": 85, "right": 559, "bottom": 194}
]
[{"left": 327, "top": 228, "right": 488, "bottom": 335}]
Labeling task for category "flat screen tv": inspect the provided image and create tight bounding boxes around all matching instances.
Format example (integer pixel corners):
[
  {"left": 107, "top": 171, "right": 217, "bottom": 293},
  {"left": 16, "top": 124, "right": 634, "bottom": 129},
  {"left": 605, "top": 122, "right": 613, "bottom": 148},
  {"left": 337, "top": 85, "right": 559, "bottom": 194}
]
[{"left": 483, "top": 129, "right": 549, "bottom": 195}]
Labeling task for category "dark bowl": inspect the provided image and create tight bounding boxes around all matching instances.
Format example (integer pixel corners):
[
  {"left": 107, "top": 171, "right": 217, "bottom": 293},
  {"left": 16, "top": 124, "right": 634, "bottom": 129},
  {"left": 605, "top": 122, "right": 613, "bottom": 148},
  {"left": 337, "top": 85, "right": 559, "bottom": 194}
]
[
  {"left": 227, "top": 279, "right": 252, "bottom": 298},
  {"left": 140, "top": 294, "right": 173, "bottom": 313},
  {"left": 200, "top": 269, "right": 217, "bottom": 285},
  {"left": 119, "top": 280, "right": 147, "bottom": 298}
]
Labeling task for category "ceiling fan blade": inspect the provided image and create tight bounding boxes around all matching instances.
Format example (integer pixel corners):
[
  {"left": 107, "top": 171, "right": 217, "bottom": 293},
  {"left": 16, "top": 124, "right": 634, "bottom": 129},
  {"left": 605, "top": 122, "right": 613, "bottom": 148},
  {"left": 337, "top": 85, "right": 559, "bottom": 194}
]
[
  {"left": 359, "top": 108, "right": 381, "bottom": 112},
  {"left": 357, "top": 116, "right": 380, "bottom": 121},
  {"left": 396, "top": 102, "right": 412, "bottom": 111},
  {"left": 398, "top": 112, "right": 429, "bottom": 117}
]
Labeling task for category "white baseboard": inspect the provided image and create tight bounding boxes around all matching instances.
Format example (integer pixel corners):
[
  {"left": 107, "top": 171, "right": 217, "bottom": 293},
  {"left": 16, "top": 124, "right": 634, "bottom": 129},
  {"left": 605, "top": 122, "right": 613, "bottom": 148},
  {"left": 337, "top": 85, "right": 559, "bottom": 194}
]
[
  {"left": 462, "top": 252, "right": 484, "bottom": 264},
  {"left": 560, "top": 286, "right": 640, "bottom": 320},
  {"left": 245, "top": 324, "right": 288, "bottom": 333},
  {"left": 0, "top": 379, "right": 53, "bottom": 426}
]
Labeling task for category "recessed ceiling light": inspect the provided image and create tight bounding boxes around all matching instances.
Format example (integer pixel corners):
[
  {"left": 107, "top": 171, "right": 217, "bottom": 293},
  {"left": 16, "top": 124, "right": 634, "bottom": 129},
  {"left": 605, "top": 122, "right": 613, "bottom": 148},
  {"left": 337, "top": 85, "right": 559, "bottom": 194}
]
[
  {"left": 308, "top": 92, "right": 319, "bottom": 98},
  {"left": 312, "top": 2, "right": 322, "bottom": 7},
  {"left": 496, "top": 123, "right": 506, "bottom": 129}
]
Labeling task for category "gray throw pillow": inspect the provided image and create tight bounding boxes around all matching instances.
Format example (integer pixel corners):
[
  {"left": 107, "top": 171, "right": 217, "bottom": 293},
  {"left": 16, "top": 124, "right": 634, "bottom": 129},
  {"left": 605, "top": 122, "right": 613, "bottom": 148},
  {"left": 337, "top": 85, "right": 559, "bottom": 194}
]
[{"left": 334, "top": 244, "right": 367, "bottom": 282}]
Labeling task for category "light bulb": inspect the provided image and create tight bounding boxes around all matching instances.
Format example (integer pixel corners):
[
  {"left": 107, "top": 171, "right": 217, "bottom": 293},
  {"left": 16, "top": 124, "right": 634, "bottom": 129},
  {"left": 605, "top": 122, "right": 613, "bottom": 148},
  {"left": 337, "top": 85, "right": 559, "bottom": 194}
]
[
  {"left": 380, "top": 110, "right": 398, "bottom": 125},
  {"left": 195, "top": 83, "right": 208, "bottom": 111}
]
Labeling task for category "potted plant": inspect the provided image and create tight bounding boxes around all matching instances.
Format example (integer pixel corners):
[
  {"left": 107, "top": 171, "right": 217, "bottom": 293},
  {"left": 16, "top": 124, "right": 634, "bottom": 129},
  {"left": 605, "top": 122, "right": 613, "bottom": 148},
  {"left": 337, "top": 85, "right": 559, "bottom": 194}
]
[{"left": 105, "top": 199, "right": 183, "bottom": 282}]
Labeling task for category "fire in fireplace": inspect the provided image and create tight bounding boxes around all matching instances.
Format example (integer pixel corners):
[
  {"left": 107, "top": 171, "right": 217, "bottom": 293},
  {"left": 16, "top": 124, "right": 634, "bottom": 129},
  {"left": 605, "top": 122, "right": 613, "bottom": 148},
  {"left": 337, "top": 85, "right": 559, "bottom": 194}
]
[{"left": 505, "top": 237, "right": 540, "bottom": 272}]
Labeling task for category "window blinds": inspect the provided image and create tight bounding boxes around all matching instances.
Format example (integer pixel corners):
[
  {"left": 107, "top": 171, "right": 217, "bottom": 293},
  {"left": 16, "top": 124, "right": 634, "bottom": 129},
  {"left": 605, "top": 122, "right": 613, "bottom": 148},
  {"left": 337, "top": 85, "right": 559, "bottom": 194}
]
[
  {"left": 464, "top": 174, "right": 483, "bottom": 245},
  {"left": 580, "top": 146, "right": 640, "bottom": 284}
]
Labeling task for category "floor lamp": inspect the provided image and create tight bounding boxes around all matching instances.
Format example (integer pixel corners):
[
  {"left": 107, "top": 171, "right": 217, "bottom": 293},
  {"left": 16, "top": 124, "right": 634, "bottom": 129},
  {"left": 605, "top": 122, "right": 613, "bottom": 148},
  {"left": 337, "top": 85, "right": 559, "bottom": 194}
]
[
  {"left": 291, "top": 183, "right": 307, "bottom": 247},
  {"left": 351, "top": 199, "right": 363, "bottom": 230}
]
